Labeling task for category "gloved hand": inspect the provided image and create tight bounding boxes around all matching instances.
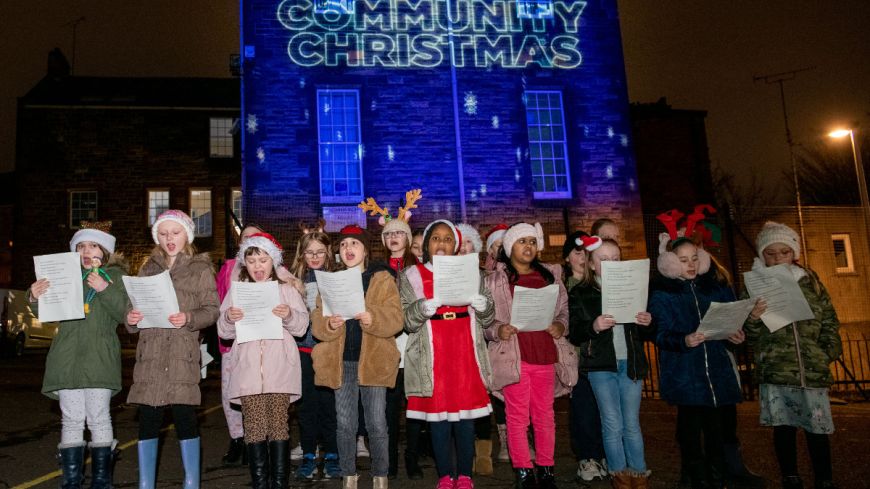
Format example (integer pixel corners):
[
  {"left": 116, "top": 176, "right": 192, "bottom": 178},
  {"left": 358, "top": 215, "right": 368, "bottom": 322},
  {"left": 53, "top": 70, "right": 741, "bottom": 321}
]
[
  {"left": 422, "top": 297, "right": 442, "bottom": 317},
  {"left": 470, "top": 294, "right": 489, "bottom": 312}
]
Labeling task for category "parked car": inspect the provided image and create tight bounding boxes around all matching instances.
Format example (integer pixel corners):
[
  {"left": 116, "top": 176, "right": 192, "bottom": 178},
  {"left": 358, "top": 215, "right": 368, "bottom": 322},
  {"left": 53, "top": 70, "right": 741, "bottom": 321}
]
[{"left": 1, "top": 289, "right": 59, "bottom": 357}]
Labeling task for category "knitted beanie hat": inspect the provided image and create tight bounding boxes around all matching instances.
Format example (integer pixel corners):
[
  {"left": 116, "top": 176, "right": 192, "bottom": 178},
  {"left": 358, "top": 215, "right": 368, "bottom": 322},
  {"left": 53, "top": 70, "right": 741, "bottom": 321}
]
[
  {"left": 151, "top": 210, "right": 196, "bottom": 245},
  {"left": 381, "top": 218, "right": 412, "bottom": 247},
  {"left": 756, "top": 221, "right": 800, "bottom": 261},
  {"left": 456, "top": 223, "right": 483, "bottom": 253},
  {"left": 70, "top": 227, "right": 116, "bottom": 254},
  {"left": 237, "top": 232, "right": 284, "bottom": 268},
  {"left": 502, "top": 223, "right": 545, "bottom": 258},
  {"left": 338, "top": 224, "right": 371, "bottom": 254}
]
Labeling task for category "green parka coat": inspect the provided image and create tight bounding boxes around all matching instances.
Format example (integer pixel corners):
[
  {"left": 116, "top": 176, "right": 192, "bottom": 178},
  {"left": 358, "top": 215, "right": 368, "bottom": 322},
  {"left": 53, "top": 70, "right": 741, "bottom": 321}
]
[{"left": 37, "top": 256, "right": 129, "bottom": 400}]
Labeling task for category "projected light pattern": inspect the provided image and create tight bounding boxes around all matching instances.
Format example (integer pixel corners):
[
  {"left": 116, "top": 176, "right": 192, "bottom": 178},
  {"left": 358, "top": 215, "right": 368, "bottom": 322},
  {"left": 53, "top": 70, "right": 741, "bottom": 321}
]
[
  {"left": 247, "top": 114, "right": 259, "bottom": 134},
  {"left": 464, "top": 91, "right": 478, "bottom": 115},
  {"left": 277, "top": 0, "right": 586, "bottom": 69}
]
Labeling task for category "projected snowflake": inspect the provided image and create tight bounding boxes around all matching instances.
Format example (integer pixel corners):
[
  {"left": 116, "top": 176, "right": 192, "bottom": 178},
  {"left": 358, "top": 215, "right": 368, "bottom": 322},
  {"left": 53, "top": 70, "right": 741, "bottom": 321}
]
[
  {"left": 299, "top": 77, "right": 306, "bottom": 88},
  {"left": 621, "top": 134, "right": 629, "bottom": 147},
  {"left": 464, "top": 92, "right": 478, "bottom": 115},
  {"left": 256, "top": 147, "right": 266, "bottom": 164},
  {"left": 246, "top": 114, "right": 259, "bottom": 134},
  {"left": 387, "top": 145, "right": 395, "bottom": 162},
  {"left": 491, "top": 116, "right": 500, "bottom": 129},
  {"left": 606, "top": 165, "right": 613, "bottom": 179}
]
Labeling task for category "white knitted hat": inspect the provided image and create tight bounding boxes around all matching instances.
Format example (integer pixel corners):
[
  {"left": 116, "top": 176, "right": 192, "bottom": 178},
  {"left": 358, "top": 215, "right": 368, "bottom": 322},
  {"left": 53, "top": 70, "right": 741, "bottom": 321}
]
[
  {"left": 502, "top": 223, "right": 545, "bottom": 258},
  {"left": 755, "top": 221, "right": 800, "bottom": 261},
  {"left": 70, "top": 229, "right": 116, "bottom": 254}
]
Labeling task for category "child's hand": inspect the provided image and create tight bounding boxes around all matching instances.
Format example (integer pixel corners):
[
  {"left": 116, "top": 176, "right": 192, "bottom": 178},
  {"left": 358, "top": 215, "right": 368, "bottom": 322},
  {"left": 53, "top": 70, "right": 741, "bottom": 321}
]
[
  {"left": 87, "top": 271, "right": 109, "bottom": 292},
  {"left": 593, "top": 314, "right": 615, "bottom": 332},
  {"left": 327, "top": 315, "right": 344, "bottom": 331},
  {"left": 727, "top": 329, "right": 746, "bottom": 345},
  {"left": 226, "top": 307, "right": 244, "bottom": 322},
  {"left": 685, "top": 332, "right": 705, "bottom": 348},
  {"left": 498, "top": 324, "right": 518, "bottom": 340},
  {"left": 635, "top": 312, "right": 652, "bottom": 326},
  {"left": 30, "top": 279, "right": 50, "bottom": 300},
  {"left": 273, "top": 304, "right": 291, "bottom": 319},
  {"left": 169, "top": 312, "right": 188, "bottom": 328},
  {"left": 749, "top": 299, "right": 767, "bottom": 320},
  {"left": 546, "top": 322, "right": 565, "bottom": 339},
  {"left": 127, "top": 309, "right": 144, "bottom": 326},
  {"left": 354, "top": 311, "right": 373, "bottom": 329}
]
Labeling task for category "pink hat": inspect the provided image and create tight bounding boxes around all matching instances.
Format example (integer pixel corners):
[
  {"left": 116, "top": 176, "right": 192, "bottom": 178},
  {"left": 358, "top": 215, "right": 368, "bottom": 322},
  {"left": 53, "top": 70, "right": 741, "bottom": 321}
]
[{"left": 151, "top": 210, "right": 195, "bottom": 245}]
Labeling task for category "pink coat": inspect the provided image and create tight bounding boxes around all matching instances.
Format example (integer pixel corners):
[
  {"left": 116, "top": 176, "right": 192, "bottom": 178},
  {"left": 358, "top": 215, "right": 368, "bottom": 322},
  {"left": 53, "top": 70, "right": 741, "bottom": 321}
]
[
  {"left": 217, "top": 280, "right": 308, "bottom": 403},
  {"left": 216, "top": 259, "right": 300, "bottom": 354},
  {"left": 484, "top": 263, "right": 578, "bottom": 397}
]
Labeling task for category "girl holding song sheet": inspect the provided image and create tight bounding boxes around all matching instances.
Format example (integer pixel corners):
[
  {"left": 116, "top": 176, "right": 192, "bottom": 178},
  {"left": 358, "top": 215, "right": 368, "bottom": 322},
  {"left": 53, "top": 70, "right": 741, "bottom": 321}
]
[
  {"left": 398, "top": 219, "right": 494, "bottom": 489},
  {"left": 485, "top": 222, "right": 577, "bottom": 489},
  {"left": 218, "top": 232, "right": 308, "bottom": 489},
  {"left": 125, "top": 210, "right": 220, "bottom": 489},
  {"left": 742, "top": 222, "right": 842, "bottom": 489},
  {"left": 648, "top": 231, "right": 745, "bottom": 489},
  {"left": 567, "top": 236, "right": 652, "bottom": 489},
  {"left": 29, "top": 223, "right": 128, "bottom": 489},
  {"left": 311, "top": 224, "right": 403, "bottom": 489}
]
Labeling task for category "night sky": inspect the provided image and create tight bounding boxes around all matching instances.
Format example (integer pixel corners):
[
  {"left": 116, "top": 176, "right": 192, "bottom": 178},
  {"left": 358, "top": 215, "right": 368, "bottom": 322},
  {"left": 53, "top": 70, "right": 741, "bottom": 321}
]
[{"left": 2, "top": 1, "right": 868, "bottom": 200}]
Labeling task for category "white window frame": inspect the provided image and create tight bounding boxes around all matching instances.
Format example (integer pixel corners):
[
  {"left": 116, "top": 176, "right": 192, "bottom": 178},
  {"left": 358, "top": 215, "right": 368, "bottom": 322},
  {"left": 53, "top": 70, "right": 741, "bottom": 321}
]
[
  {"left": 189, "top": 189, "right": 213, "bottom": 237},
  {"left": 832, "top": 233, "right": 855, "bottom": 274},
  {"left": 231, "top": 188, "right": 243, "bottom": 235},
  {"left": 524, "top": 90, "right": 572, "bottom": 199},
  {"left": 69, "top": 190, "right": 98, "bottom": 228},
  {"left": 147, "top": 189, "right": 170, "bottom": 226},
  {"left": 209, "top": 117, "right": 234, "bottom": 158},
  {"left": 316, "top": 89, "right": 364, "bottom": 203}
]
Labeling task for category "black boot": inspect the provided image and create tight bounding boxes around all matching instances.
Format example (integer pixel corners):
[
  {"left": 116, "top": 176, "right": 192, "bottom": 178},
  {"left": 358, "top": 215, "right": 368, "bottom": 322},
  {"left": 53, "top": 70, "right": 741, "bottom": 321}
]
[
  {"left": 405, "top": 451, "right": 423, "bottom": 480},
  {"left": 535, "top": 465, "right": 557, "bottom": 489},
  {"left": 89, "top": 443, "right": 117, "bottom": 489},
  {"left": 58, "top": 444, "right": 86, "bottom": 489},
  {"left": 269, "top": 439, "right": 289, "bottom": 489},
  {"left": 781, "top": 475, "right": 803, "bottom": 489},
  {"left": 247, "top": 441, "right": 270, "bottom": 489},
  {"left": 515, "top": 468, "right": 537, "bottom": 489},
  {"left": 223, "top": 437, "right": 246, "bottom": 465},
  {"left": 687, "top": 460, "right": 710, "bottom": 489},
  {"left": 723, "top": 443, "right": 766, "bottom": 488}
]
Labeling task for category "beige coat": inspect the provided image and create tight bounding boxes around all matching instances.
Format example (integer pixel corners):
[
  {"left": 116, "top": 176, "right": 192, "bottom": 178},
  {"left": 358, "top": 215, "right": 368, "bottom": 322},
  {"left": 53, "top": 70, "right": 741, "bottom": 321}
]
[{"left": 126, "top": 251, "right": 219, "bottom": 406}]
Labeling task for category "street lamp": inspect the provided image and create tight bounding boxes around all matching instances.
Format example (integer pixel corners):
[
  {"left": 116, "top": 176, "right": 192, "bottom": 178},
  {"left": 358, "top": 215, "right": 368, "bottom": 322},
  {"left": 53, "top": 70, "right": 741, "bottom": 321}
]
[{"left": 828, "top": 128, "right": 870, "bottom": 241}]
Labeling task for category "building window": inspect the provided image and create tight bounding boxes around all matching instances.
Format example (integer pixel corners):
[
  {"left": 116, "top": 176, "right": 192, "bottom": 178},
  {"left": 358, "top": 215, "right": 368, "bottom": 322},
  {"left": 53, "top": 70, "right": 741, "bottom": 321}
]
[
  {"left": 524, "top": 90, "right": 571, "bottom": 199},
  {"left": 832, "top": 234, "right": 855, "bottom": 273},
  {"left": 190, "top": 189, "right": 212, "bottom": 237},
  {"left": 317, "top": 89, "right": 363, "bottom": 203},
  {"left": 210, "top": 117, "right": 234, "bottom": 158},
  {"left": 70, "top": 191, "right": 98, "bottom": 228},
  {"left": 147, "top": 190, "right": 170, "bottom": 226},
  {"left": 517, "top": 0, "right": 554, "bottom": 19},
  {"left": 231, "top": 189, "right": 243, "bottom": 226}
]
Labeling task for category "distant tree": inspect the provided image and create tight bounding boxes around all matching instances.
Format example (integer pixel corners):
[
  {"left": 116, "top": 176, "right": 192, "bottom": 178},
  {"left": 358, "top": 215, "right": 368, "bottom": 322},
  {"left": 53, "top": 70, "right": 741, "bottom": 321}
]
[
  {"left": 788, "top": 131, "right": 870, "bottom": 205},
  {"left": 711, "top": 163, "right": 779, "bottom": 251}
]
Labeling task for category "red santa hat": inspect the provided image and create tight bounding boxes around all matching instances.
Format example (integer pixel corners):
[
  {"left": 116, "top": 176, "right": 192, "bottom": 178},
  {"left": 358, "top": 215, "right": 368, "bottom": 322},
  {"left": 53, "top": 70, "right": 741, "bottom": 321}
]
[
  {"left": 485, "top": 223, "right": 509, "bottom": 251},
  {"left": 237, "top": 232, "right": 284, "bottom": 268},
  {"left": 423, "top": 219, "right": 462, "bottom": 253}
]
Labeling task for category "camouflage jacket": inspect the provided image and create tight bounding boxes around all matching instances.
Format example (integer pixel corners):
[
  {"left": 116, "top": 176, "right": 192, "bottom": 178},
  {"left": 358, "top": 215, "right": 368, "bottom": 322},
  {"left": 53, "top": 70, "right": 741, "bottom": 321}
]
[{"left": 742, "top": 267, "right": 842, "bottom": 388}]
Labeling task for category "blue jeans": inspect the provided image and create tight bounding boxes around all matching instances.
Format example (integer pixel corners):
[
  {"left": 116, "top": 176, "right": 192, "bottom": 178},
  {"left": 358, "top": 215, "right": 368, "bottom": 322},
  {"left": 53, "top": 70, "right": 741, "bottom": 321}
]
[{"left": 587, "top": 360, "right": 646, "bottom": 473}]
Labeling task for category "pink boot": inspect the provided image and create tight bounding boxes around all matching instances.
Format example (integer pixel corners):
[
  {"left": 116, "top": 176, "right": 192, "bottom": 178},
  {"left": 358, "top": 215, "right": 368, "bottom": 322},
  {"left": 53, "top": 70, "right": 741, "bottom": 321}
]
[
  {"left": 436, "top": 475, "right": 455, "bottom": 489},
  {"left": 455, "top": 475, "right": 474, "bottom": 489}
]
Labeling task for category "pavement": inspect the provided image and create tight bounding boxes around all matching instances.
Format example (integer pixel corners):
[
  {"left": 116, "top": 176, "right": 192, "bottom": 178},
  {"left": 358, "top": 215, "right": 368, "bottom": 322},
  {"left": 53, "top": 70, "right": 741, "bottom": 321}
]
[{"left": 1, "top": 351, "right": 869, "bottom": 489}]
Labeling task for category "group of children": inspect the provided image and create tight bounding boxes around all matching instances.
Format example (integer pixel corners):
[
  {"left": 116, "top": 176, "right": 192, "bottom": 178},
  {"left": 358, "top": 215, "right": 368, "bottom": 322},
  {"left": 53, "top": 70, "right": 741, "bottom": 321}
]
[{"left": 31, "top": 206, "right": 841, "bottom": 489}]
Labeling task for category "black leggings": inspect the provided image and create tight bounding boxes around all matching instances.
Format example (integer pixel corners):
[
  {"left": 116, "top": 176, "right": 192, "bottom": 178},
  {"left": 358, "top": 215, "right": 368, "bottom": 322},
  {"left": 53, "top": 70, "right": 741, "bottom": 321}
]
[
  {"left": 773, "top": 425, "right": 832, "bottom": 482},
  {"left": 138, "top": 404, "right": 199, "bottom": 440},
  {"left": 431, "top": 420, "right": 475, "bottom": 478}
]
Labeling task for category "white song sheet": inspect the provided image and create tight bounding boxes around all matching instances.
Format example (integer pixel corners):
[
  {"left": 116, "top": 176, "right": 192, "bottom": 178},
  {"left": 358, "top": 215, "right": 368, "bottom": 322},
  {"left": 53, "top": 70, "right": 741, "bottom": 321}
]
[
  {"left": 510, "top": 284, "right": 559, "bottom": 331},
  {"left": 743, "top": 264, "right": 814, "bottom": 333},
  {"left": 33, "top": 252, "right": 84, "bottom": 322},
  {"left": 232, "top": 281, "right": 282, "bottom": 344},
  {"left": 601, "top": 259, "right": 650, "bottom": 324},
  {"left": 433, "top": 254, "right": 480, "bottom": 306},
  {"left": 123, "top": 271, "right": 180, "bottom": 329},
  {"left": 696, "top": 299, "right": 755, "bottom": 341},
  {"left": 315, "top": 268, "right": 366, "bottom": 320}
]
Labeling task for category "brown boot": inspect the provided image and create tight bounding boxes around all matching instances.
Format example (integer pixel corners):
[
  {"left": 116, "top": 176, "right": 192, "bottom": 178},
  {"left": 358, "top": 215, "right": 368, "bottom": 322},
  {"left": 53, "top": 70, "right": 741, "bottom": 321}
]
[
  {"left": 473, "top": 439, "right": 493, "bottom": 476},
  {"left": 611, "top": 471, "right": 633, "bottom": 489},
  {"left": 629, "top": 470, "right": 650, "bottom": 489}
]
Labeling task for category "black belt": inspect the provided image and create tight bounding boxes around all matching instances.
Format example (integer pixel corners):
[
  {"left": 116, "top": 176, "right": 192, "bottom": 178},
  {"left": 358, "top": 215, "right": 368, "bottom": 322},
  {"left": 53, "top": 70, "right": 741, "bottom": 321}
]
[{"left": 431, "top": 311, "right": 470, "bottom": 321}]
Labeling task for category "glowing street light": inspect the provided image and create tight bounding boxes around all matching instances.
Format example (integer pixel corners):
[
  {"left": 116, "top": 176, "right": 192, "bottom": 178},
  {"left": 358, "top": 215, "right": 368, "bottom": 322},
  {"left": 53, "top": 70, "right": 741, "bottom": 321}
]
[{"left": 829, "top": 127, "right": 870, "bottom": 241}]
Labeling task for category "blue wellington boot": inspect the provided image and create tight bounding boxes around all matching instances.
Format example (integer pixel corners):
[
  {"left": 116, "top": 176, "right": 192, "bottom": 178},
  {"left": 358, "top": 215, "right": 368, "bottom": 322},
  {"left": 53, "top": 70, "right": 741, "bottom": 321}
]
[
  {"left": 179, "top": 437, "right": 201, "bottom": 489},
  {"left": 137, "top": 438, "right": 158, "bottom": 489}
]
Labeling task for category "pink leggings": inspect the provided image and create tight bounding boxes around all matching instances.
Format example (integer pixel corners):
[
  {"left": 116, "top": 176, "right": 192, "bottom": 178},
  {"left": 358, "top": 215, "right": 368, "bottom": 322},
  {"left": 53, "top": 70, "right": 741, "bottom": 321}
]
[{"left": 502, "top": 361, "right": 556, "bottom": 468}]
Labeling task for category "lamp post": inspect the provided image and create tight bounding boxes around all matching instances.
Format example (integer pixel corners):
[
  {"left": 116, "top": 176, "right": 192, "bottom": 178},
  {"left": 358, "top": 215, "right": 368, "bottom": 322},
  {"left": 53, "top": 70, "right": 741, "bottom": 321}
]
[{"left": 829, "top": 128, "right": 870, "bottom": 240}]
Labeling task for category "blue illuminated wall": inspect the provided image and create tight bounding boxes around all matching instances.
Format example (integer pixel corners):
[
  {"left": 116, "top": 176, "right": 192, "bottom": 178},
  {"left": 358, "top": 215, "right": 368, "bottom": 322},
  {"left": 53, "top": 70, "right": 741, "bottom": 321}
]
[{"left": 241, "top": 0, "right": 646, "bottom": 256}]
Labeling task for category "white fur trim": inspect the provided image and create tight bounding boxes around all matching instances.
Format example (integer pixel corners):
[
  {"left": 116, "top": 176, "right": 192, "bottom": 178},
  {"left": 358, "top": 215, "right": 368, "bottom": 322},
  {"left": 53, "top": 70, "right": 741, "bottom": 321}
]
[
  {"left": 70, "top": 229, "right": 116, "bottom": 253},
  {"left": 456, "top": 223, "right": 483, "bottom": 253},
  {"left": 502, "top": 222, "right": 545, "bottom": 257},
  {"left": 237, "top": 236, "right": 283, "bottom": 267}
]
